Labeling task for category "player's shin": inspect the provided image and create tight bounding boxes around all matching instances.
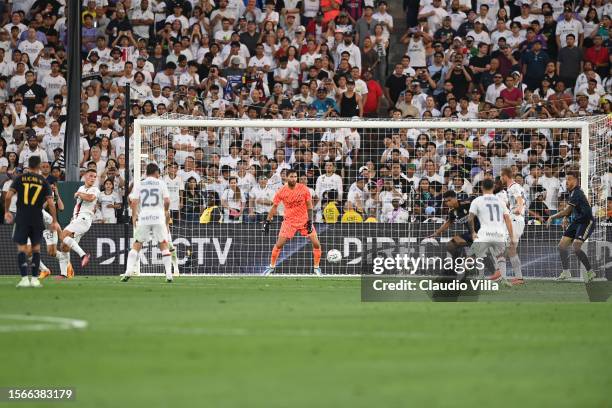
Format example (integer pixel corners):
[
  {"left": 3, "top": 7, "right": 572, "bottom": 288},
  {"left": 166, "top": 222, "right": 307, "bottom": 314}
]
[
  {"left": 17, "top": 252, "right": 28, "bottom": 277},
  {"left": 313, "top": 248, "right": 321, "bottom": 268},
  {"left": 31, "top": 252, "right": 41, "bottom": 277},
  {"left": 574, "top": 248, "right": 592, "bottom": 271},
  {"left": 559, "top": 246, "right": 570, "bottom": 271},
  {"left": 125, "top": 249, "right": 139, "bottom": 276},
  {"left": 509, "top": 255, "right": 522, "bottom": 278},
  {"left": 270, "top": 247, "right": 281, "bottom": 267},
  {"left": 162, "top": 254, "right": 172, "bottom": 280},
  {"left": 56, "top": 251, "right": 69, "bottom": 276},
  {"left": 63, "top": 236, "right": 86, "bottom": 258},
  {"left": 497, "top": 256, "right": 507, "bottom": 277}
]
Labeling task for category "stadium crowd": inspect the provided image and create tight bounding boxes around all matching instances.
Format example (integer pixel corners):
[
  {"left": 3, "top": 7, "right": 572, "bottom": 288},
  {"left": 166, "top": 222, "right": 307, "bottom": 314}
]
[{"left": 0, "top": 0, "right": 610, "bottom": 225}]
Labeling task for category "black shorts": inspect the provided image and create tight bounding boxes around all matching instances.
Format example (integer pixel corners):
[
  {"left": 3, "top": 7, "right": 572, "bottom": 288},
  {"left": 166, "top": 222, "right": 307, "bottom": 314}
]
[
  {"left": 563, "top": 220, "right": 596, "bottom": 241},
  {"left": 457, "top": 231, "right": 474, "bottom": 245},
  {"left": 12, "top": 223, "right": 45, "bottom": 246}
]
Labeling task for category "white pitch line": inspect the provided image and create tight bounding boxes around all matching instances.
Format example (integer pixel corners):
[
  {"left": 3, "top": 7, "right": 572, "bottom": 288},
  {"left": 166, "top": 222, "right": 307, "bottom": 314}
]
[{"left": 0, "top": 314, "right": 88, "bottom": 333}]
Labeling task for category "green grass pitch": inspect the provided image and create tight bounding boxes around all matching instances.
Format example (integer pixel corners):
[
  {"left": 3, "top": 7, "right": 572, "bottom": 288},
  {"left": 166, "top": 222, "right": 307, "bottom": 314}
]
[{"left": 0, "top": 276, "right": 610, "bottom": 408}]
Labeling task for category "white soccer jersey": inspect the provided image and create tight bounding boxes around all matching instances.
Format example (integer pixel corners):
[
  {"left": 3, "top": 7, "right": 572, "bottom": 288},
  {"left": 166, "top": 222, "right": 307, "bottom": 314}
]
[
  {"left": 251, "top": 184, "right": 275, "bottom": 214},
  {"left": 163, "top": 175, "right": 184, "bottom": 211},
  {"left": 469, "top": 194, "right": 510, "bottom": 241},
  {"left": 315, "top": 173, "right": 344, "bottom": 201},
  {"left": 73, "top": 185, "right": 100, "bottom": 221},
  {"left": 2, "top": 180, "right": 16, "bottom": 213},
  {"left": 131, "top": 177, "right": 170, "bottom": 226},
  {"left": 506, "top": 182, "right": 526, "bottom": 217},
  {"left": 496, "top": 189, "right": 509, "bottom": 209},
  {"left": 98, "top": 191, "right": 120, "bottom": 223}
]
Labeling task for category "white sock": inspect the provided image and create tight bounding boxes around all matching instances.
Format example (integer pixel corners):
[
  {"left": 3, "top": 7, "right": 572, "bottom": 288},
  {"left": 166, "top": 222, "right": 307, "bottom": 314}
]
[
  {"left": 510, "top": 255, "right": 522, "bottom": 278},
  {"left": 497, "top": 256, "right": 507, "bottom": 277},
  {"left": 56, "top": 251, "right": 69, "bottom": 276},
  {"left": 63, "top": 236, "right": 86, "bottom": 258},
  {"left": 172, "top": 253, "right": 179, "bottom": 274},
  {"left": 125, "top": 249, "right": 139, "bottom": 276},
  {"left": 40, "top": 260, "right": 49, "bottom": 272},
  {"left": 163, "top": 255, "right": 172, "bottom": 279}
]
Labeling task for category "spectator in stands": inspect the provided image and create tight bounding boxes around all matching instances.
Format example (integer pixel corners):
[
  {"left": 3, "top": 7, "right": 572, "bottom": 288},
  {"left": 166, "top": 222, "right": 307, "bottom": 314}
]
[{"left": 0, "top": 0, "right": 608, "bottom": 228}]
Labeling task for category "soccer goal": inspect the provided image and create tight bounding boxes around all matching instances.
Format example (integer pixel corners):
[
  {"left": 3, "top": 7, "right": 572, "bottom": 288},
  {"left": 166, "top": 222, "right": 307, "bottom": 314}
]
[{"left": 131, "top": 115, "right": 609, "bottom": 278}]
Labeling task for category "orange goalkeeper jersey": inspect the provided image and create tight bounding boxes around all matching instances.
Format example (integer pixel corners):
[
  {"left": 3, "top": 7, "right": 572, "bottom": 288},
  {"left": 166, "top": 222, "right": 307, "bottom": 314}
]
[{"left": 273, "top": 183, "right": 311, "bottom": 226}]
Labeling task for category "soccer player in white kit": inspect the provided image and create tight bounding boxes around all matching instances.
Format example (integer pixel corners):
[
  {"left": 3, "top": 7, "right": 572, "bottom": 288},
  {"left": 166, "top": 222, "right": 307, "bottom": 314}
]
[
  {"left": 468, "top": 179, "right": 514, "bottom": 281},
  {"left": 57, "top": 169, "right": 99, "bottom": 277},
  {"left": 499, "top": 167, "right": 526, "bottom": 285},
  {"left": 121, "top": 163, "right": 174, "bottom": 282}
]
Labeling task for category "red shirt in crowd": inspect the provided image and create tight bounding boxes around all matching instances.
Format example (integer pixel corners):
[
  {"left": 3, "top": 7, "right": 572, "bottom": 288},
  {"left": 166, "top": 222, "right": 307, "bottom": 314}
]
[
  {"left": 364, "top": 79, "right": 383, "bottom": 115},
  {"left": 500, "top": 86, "right": 523, "bottom": 118},
  {"left": 584, "top": 46, "right": 609, "bottom": 68}
]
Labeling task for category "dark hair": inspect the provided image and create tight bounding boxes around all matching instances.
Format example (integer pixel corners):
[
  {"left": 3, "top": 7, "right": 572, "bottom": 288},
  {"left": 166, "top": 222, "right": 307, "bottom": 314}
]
[
  {"left": 481, "top": 178, "right": 495, "bottom": 191},
  {"left": 442, "top": 190, "right": 457, "bottom": 199},
  {"left": 566, "top": 170, "right": 580, "bottom": 180},
  {"left": 146, "top": 163, "right": 160, "bottom": 175},
  {"left": 28, "top": 155, "right": 41, "bottom": 169}
]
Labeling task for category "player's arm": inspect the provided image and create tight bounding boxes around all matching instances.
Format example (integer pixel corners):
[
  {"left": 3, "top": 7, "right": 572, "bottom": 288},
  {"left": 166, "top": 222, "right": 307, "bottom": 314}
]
[
  {"left": 54, "top": 186, "right": 65, "bottom": 211},
  {"left": 262, "top": 203, "right": 278, "bottom": 234},
  {"left": 164, "top": 197, "right": 171, "bottom": 221},
  {"left": 130, "top": 198, "right": 139, "bottom": 226},
  {"left": 503, "top": 213, "right": 514, "bottom": 243},
  {"left": 306, "top": 198, "right": 314, "bottom": 233},
  {"left": 546, "top": 204, "right": 572, "bottom": 226},
  {"left": 75, "top": 191, "right": 98, "bottom": 202},
  {"left": 3, "top": 188, "right": 15, "bottom": 223},
  {"left": 46, "top": 194, "right": 61, "bottom": 232},
  {"left": 512, "top": 192, "right": 525, "bottom": 215},
  {"left": 468, "top": 212, "right": 478, "bottom": 240}
]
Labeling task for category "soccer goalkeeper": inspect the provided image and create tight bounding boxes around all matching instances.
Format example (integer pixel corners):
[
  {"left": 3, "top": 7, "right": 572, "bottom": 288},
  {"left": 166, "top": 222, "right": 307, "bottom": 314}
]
[{"left": 262, "top": 170, "right": 322, "bottom": 275}]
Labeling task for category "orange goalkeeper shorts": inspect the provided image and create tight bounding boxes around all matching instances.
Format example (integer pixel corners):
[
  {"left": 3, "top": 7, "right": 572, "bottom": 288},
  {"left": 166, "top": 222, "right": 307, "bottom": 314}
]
[{"left": 279, "top": 222, "right": 315, "bottom": 239}]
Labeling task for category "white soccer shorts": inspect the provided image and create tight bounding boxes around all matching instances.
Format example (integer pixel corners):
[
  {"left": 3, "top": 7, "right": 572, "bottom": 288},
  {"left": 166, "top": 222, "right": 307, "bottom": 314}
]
[
  {"left": 134, "top": 224, "right": 169, "bottom": 245},
  {"left": 42, "top": 229, "right": 58, "bottom": 246},
  {"left": 511, "top": 216, "right": 525, "bottom": 242},
  {"left": 65, "top": 216, "right": 92, "bottom": 243}
]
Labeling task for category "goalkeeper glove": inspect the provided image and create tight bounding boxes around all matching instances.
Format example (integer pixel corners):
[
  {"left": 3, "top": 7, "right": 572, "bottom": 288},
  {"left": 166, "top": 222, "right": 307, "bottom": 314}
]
[
  {"left": 262, "top": 219, "right": 270, "bottom": 234},
  {"left": 306, "top": 220, "right": 313, "bottom": 234}
]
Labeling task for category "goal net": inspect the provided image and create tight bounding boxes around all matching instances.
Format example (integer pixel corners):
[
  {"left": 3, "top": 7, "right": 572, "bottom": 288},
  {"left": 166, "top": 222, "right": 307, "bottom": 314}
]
[{"left": 131, "top": 115, "right": 610, "bottom": 278}]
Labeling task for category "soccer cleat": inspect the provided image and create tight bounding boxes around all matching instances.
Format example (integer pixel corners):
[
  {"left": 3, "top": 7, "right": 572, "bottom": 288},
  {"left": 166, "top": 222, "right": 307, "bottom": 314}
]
[
  {"left": 500, "top": 278, "right": 513, "bottom": 288},
  {"left": 30, "top": 277, "right": 42, "bottom": 288},
  {"left": 166, "top": 278, "right": 173, "bottom": 283},
  {"left": 39, "top": 270, "right": 51, "bottom": 280},
  {"left": 584, "top": 270, "right": 596, "bottom": 283},
  {"left": 67, "top": 263, "right": 75, "bottom": 279},
  {"left": 55, "top": 275, "right": 68, "bottom": 280},
  {"left": 16, "top": 277, "right": 31, "bottom": 288},
  {"left": 488, "top": 271, "right": 502, "bottom": 281},
  {"left": 511, "top": 278, "right": 525, "bottom": 286},
  {"left": 557, "top": 270, "right": 572, "bottom": 281},
  {"left": 313, "top": 267, "right": 322, "bottom": 276},
  {"left": 262, "top": 266, "right": 275, "bottom": 276},
  {"left": 81, "top": 254, "right": 91, "bottom": 268},
  {"left": 120, "top": 274, "right": 131, "bottom": 282}
]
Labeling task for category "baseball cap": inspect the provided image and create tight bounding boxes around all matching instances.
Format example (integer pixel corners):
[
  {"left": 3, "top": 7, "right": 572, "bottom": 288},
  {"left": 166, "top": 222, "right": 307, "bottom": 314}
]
[{"left": 230, "top": 56, "right": 241, "bottom": 65}]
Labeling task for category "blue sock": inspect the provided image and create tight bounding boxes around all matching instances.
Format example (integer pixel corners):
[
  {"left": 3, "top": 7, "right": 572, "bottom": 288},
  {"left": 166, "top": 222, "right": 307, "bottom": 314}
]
[
  {"left": 17, "top": 252, "right": 28, "bottom": 277},
  {"left": 31, "top": 252, "right": 41, "bottom": 277}
]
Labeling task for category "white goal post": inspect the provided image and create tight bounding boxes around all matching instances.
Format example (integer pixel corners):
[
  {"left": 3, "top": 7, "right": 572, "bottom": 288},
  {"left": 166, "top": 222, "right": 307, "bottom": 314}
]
[{"left": 130, "top": 115, "right": 609, "bottom": 277}]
